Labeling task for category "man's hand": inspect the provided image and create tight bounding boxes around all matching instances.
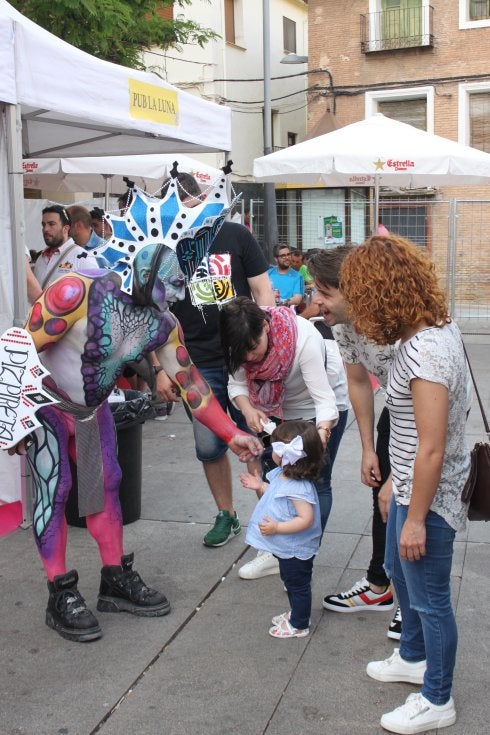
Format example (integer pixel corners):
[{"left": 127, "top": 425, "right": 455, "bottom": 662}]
[
  {"left": 361, "top": 449, "right": 382, "bottom": 487},
  {"left": 154, "top": 368, "right": 180, "bottom": 403},
  {"left": 228, "top": 433, "right": 264, "bottom": 463},
  {"left": 399, "top": 518, "right": 426, "bottom": 561}
]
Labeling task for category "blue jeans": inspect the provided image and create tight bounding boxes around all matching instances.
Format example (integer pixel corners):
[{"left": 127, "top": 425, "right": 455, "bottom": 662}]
[
  {"left": 315, "top": 409, "right": 348, "bottom": 532},
  {"left": 184, "top": 366, "right": 248, "bottom": 462},
  {"left": 278, "top": 555, "right": 314, "bottom": 630},
  {"left": 384, "top": 496, "right": 457, "bottom": 705}
]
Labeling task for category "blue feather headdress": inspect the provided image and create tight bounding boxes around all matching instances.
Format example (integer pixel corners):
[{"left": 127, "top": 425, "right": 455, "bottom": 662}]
[{"left": 88, "top": 162, "right": 239, "bottom": 297}]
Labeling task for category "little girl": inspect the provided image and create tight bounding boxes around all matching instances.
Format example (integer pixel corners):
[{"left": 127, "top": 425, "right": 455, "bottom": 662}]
[{"left": 240, "top": 420, "right": 324, "bottom": 639}]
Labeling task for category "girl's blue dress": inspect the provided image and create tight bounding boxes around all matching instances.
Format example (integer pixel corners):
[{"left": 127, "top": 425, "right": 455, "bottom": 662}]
[{"left": 245, "top": 466, "right": 321, "bottom": 560}]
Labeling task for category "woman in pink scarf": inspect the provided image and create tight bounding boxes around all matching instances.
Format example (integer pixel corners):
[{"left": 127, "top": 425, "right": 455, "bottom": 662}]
[
  {"left": 220, "top": 296, "right": 345, "bottom": 579},
  {"left": 222, "top": 297, "right": 338, "bottom": 439}
]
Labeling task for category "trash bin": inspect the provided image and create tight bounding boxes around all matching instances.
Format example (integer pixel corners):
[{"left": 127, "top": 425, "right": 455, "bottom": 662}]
[{"left": 65, "top": 390, "right": 154, "bottom": 527}]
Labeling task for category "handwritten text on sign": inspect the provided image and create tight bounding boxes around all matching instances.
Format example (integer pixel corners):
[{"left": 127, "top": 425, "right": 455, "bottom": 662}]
[{"left": 0, "top": 328, "right": 58, "bottom": 449}]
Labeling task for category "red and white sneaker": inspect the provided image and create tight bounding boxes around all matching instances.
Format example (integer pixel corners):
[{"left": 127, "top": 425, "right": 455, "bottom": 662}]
[{"left": 322, "top": 576, "right": 394, "bottom": 613}]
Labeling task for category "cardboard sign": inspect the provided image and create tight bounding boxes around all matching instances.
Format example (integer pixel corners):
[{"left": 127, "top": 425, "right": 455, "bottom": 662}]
[{"left": 0, "top": 328, "right": 59, "bottom": 450}]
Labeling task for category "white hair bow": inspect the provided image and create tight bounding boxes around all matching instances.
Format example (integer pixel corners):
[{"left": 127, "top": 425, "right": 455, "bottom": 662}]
[{"left": 271, "top": 435, "right": 307, "bottom": 467}]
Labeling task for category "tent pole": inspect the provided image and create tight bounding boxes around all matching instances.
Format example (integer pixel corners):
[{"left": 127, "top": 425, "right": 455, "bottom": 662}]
[
  {"left": 103, "top": 174, "right": 113, "bottom": 209},
  {"left": 5, "top": 103, "right": 33, "bottom": 527},
  {"left": 5, "top": 104, "right": 28, "bottom": 327},
  {"left": 373, "top": 174, "right": 380, "bottom": 234}
]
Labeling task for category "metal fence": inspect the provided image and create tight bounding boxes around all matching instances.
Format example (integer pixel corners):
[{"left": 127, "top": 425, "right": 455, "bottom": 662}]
[{"left": 249, "top": 196, "right": 490, "bottom": 334}]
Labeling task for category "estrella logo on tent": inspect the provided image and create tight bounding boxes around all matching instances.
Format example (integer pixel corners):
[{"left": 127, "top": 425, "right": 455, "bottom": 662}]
[
  {"left": 22, "top": 161, "right": 38, "bottom": 173},
  {"left": 129, "top": 80, "right": 179, "bottom": 126},
  {"left": 349, "top": 175, "right": 373, "bottom": 184},
  {"left": 387, "top": 159, "right": 415, "bottom": 172}
]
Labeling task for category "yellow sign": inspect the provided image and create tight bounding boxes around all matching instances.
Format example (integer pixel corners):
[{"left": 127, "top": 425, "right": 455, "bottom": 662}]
[{"left": 129, "top": 80, "right": 178, "bottom": 125}]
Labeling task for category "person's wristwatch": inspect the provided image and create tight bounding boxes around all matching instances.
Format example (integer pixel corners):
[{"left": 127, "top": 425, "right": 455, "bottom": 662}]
[{"left": 153, "top": 365, "right": 164, "bottom": 375}]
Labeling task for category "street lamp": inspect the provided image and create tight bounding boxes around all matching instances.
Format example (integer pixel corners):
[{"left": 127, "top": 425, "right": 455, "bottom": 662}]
[
  {"left": 280, "top": 54, "right": 308, "bottom": 64},
  {"left": 262, "top": 0, "right": 278, "bottom": 263}
]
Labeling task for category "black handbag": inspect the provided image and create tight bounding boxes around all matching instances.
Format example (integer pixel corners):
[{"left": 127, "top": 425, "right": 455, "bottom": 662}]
[{"left": 461, "top": 345, "right": 490, "bottom": 521}]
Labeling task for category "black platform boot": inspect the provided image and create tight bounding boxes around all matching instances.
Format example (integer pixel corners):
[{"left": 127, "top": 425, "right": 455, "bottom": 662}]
[
  {"left": 46, "top": 570, "right": 102, "bottom": 642},
  {"left": 97, "top": 553, "right": 170, "bottom": 617}
]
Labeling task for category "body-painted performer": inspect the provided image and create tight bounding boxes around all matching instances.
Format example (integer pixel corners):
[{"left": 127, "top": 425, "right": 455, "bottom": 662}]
[{"left": 8, "top": 167, "right": 262, "bottom": 642}]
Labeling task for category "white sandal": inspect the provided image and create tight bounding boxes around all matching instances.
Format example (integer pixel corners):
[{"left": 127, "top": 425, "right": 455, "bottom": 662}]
[
  {"left": 271, "top": 610, "right": 291, "bottom": 626},
  {"left": 269, "top": 617, "right": 309, "bottom": 639}
]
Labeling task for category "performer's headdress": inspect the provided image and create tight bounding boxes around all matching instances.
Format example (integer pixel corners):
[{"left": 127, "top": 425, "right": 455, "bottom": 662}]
[{"left": 88, "top": 161, "right": 238, "bottom": 298}]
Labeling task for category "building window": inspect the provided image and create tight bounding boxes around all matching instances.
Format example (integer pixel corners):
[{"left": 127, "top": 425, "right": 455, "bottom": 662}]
[
  {"left": 283, "top": 17, "right": 296, "bottom": 53},
  {"left": 365, "top": 86, "right": 435, "bottom": 133},
  {"left": 287, "top": 132, "right": 297, "bottom": 147},
  {"left": 459, "top": 82, "right": 490, "bottom": 152},
  {"left": 224, "top": 0, "right": 235, "bottom": 44},
  {"left": 459, "top": 0, "right": 490, "bottom": 27},
  {"left": 377, "top": 98, "right": 427, "bottom": 130},
  {"left": 470, "top": 92, "right": 490, "bottom": 152},
  {"left": 470, "top": 0, "right": 490, "bottom": 19},
  {"left": 382, "top": 0, "right": 422, "bottom": 47},
  {"left": 363, "top": 0, "right": 432, "bottom": 51}
]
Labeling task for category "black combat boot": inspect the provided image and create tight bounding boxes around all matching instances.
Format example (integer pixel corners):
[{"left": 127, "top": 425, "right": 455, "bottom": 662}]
[
  {"left": 46, "top": 570, "right": 102, "bottom": 642},
  {"left": 97, "top": 553, "right": 170, "bottom": 617}
]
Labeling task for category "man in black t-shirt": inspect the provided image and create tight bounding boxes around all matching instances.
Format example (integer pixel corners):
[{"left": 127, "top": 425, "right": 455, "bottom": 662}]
[{"left": 166, "top": 173, "right": 274, "bottom": 547}]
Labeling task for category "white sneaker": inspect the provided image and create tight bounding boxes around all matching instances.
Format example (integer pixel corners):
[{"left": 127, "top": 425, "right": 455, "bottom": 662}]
[
  {"left": 367, "top": 648, "right": 426, "bottom": 684},
  {"left": 238, "top": 551, "right": 280, "bottom": 579},
  {"left": 380, "top": 693, "right": 456, "bottom": 734}
]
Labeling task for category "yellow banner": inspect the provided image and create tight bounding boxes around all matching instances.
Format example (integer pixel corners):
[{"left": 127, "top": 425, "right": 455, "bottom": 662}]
[{"left": 129, "top": 80, "right": 178, "bottom": 125}]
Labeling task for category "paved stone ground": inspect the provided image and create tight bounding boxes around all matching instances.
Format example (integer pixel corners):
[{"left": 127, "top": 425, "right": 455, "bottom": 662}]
[{"left": 0, "top": 336, "right": 488, "bottom": 735}]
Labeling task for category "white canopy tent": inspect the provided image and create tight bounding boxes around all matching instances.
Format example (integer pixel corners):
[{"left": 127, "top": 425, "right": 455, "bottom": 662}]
[
  {"left": 253, "top": 114, "right": 490, "bottom": 229},
  {"left": 0, "top": 0, "right": 231, "bottom": 509},
  {"left": 22, "top": 154, "right": 222, "bottom": 206}
]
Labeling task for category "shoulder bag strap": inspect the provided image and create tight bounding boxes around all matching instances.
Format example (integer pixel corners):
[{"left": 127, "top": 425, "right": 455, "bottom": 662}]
[
  {"left": 40, "top": 242, "right": 80, "bottom": 290},
  {"left": 462, "top": 342, "right": 490, "bottom": 437}
]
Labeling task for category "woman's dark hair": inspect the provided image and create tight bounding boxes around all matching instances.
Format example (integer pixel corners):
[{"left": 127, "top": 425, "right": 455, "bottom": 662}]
[
  {"left": 220, "top": 296, "right": 270, "bottom": 374},
  {"left": 271, "top": 420, "right": 324, "bottom": 481}
]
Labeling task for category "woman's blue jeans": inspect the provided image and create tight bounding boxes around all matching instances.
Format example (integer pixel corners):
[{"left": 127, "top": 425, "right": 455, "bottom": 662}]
[
  {"left": 384, "top": 496, "right": 457, "bottom": 705},
  {"left": 315, "top": 409, "right": 348, "bottom": 531}
]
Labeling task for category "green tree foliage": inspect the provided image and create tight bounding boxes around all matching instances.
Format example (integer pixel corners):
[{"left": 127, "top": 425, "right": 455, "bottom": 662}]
[{"left": 11, "top": 0, "right": 218, "bottom": 69}]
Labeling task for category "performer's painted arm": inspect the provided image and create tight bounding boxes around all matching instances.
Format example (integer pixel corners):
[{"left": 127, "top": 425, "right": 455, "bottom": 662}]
[
  {"left": 24, "top": 274, "right": 90, "bottom": 352},
  {"left": 155, "top": 321, "right": 262, "bottom": 461}
]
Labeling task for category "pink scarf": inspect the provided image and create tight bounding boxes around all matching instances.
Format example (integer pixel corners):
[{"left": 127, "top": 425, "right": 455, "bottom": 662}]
[{"left": 245, "top": 306, "right": 298, "bottom": 417}]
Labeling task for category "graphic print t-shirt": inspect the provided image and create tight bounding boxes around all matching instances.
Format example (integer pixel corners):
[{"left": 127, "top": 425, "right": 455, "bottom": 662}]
[{"left": 171, "top": 221, "right": 269, "bottom": 368}]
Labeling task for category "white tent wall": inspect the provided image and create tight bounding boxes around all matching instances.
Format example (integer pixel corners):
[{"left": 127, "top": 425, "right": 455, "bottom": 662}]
[
  {"left": 0, "top": 0, "right": 232, "bottom": 511},
  {"left": 0, "top": 2, "right": 231, "bottom": 156},
  {"left": 0, "top": 107, "right": 22, "bottom": 506}
]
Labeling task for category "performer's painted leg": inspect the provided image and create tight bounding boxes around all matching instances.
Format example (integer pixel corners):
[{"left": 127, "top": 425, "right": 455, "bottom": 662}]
[
  {"left": 85, "top": 401, "right": 124, "bottom": 566},
  {"left": 28, "top": 407, "right": 73, "bottom": 580},
  {"left": 89, "top": 403, "right": 171, "bottom": 617},
  {"left": 27, "top": 406, "right": 102, "bottom": 641}
]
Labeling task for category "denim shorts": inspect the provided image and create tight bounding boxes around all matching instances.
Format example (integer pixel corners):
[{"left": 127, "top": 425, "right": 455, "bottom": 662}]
[{"left": 184, "top": 365, "right": 249, "bottom": 462}]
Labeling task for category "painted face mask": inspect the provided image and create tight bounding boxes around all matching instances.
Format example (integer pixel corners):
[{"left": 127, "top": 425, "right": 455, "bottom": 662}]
[{"left": 88, "top": 163, "right": 238, "bottom": 306}]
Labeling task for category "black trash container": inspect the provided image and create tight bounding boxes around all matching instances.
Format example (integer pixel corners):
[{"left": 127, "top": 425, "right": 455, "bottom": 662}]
[{"left": 65, "top": 390, "right": 154, "bottom": 527}]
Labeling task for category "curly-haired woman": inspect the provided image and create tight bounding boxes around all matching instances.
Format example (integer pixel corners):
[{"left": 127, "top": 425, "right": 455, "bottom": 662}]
[{"left": 340, "top": 235, "right": 470, "bottom": 735}]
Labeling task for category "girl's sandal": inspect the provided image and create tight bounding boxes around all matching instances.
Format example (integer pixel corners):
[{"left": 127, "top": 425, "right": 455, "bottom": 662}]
[
  {"left": 268, "top": 618, "right": 309, "bottom": 639},
  {"left": 271, "top": 610, "right": 291, "bottom": 626}
]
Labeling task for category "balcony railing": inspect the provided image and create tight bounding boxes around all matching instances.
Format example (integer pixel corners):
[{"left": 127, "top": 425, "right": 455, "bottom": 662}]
[{"left": 361, "top": 6, "right": 434, "bottom": 53}]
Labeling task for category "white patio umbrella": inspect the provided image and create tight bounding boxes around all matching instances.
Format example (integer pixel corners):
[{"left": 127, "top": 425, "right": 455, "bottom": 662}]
[
  {"left": 22, "top": 154, "right": 222, "bottom": 207},
  {"left": 253, "top": 114, "right": 490, "bottom": 229}
]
